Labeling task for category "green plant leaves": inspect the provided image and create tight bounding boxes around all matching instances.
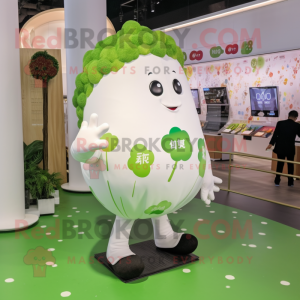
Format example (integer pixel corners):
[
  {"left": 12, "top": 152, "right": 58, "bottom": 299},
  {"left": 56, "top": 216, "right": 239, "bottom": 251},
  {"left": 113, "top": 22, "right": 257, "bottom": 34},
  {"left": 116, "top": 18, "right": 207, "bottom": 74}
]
[{"left": 144, "top": 200, "right": 172, "bottom": 215}]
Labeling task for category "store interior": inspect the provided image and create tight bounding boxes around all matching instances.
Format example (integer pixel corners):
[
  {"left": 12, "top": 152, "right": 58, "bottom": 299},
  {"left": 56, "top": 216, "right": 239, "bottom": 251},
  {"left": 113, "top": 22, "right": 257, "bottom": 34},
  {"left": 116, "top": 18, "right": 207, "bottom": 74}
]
[{"left": 1, "top": 0, "right": 300, "bottom": 299}]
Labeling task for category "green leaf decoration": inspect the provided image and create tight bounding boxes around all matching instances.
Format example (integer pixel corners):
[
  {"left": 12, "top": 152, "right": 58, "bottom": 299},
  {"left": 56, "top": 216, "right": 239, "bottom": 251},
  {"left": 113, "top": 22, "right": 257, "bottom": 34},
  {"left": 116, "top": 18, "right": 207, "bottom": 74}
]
[
  {"left": 127, "top": 144, "right": 155, "bottom": 178},
  {"left": 198, "top": 138, "right": 207, "bottom": 178},
  {"left": 161, "top": 127, "right": 193, "bottom": 182},
  {"left": 144, "top": 200, "right": 172, "bottom": 215}
]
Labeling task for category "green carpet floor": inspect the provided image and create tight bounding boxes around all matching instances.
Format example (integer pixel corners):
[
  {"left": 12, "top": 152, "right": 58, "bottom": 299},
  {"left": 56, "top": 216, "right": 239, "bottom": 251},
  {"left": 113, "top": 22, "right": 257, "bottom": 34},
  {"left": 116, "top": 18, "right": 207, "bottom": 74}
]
[{"left": 1, "top": 189, "right": 300, "bottom": 299}]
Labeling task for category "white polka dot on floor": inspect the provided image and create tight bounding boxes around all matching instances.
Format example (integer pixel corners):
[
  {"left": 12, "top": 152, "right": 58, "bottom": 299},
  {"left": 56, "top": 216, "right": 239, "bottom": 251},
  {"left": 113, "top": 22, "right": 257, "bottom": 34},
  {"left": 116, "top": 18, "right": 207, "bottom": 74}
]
[
  {"left": 52, "top": 264, "right": 58, "bottom": 267},
  {"left": 232, "top": 211, "right": 237, "bottom": 214},
  {"left": 173, "top": 212, "right": 178, "bottom": 214},
  {"left": 67, "top": 215, "right": 72, "bottom": 217},
  {"left": 53, "top": 215, "right": 59, "bottom": 217},
  {"left": 267, "top": 246, "right": 272, "bottom": 249},
  {"left": 226, "top": 286, "right": 230, "bottom": 288},
  {"left": 108, "top": 220, "right": 111, "bottom": 222},
  {"left": 261, "top": 222, "right": 268, "bottom": 225},
  {"left": 225, "top": 275, "right": 235, "bottom": 280},
  {"left": 73, "top": 225, "right": 78, "bottom": 228},
  {"left": 242, "top": 244, "right": 246, "bottom": 246},
  {"left": 218, "top": 230, "right": 225, "bottom": 233},
  {"left": 259, "top": 233, "right": 266, "bottom": 235},
  {"left": 72, "top": 207, "right": 77, "bottom": 209},
  {"left": 46, "top": 233, "right": 51, "bottom": 235},
  {"left": 280, "top": 281, "right": 290, "bottom": 286},
  {"left": 296, "top": 234, "right": 300, "bottom": 237},
  {"left": 183, "top": 269, "right": 191, "bottom": 273},
  {"left": 40, "top": 225, "right": 47, "bottom": 228},
  {"left": 210, "top": 211, "right": 215, "bottom": 213},
  {"left": 78, "top": 232, "right": 84, "bottom": 235},
  {"left": 5, "top": 278, "right": 14, "bottom": 283},
  {"left": 249, "top": 244, "right": 257, "bottom": 248},
  {"left": 86, "top": 211, "right": 89, "bottom": 213},
  {"left": 198, "top": 219, "right": 203, "bottom": 221},
  {"left": 76, "top": 211, "right": 80, "bottom": 213},
  {"left": 58, "top": 240, "right": 63, "bottom": 242},
  {"left": 233, "top": 217, "right": 236, "bottom": 218},
  {"left": 181, "top": 228, "right": 187, "bottom": 231},
  {"left": 46, "top": 261, "right": 54, "bottom": 266},
  {"left": 249, "top": 215, "right": 252, "bottom": 216},
  {"left": 48, "top": 248, "right": 55, "bottom": 252},
  {"left": 61, "top": 291, "right": 71, "bottom": 297}
]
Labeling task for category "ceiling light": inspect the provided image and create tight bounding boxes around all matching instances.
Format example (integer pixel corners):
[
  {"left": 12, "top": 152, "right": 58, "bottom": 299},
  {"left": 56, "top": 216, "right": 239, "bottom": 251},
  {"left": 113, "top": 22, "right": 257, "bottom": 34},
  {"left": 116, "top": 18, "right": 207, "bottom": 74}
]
[{"left": 162, "top": 0, "right": 286, "bottom": 32}]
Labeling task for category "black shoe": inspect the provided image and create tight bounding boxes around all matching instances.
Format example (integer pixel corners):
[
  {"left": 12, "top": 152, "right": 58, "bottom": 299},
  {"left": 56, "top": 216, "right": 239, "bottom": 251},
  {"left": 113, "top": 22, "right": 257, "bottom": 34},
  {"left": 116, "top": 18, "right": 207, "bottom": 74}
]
[
  {"left": 109, "top": 255, "right": 144, "bottom": 280},
  {"left": 275, "top": 183, "right": 280, "bottom": 186},
  {"left": 157, "top": 234, "right": 198, "bottom": 255},
  {"left": 288, "top": 184, "right": 294, "bottom": 187}
]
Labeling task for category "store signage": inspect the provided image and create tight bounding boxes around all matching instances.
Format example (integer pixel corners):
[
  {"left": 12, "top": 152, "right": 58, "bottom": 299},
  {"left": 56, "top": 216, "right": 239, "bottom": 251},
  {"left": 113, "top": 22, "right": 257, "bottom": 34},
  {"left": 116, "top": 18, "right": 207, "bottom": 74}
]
[
  {"left": 189, "top": 50, "right": 203, "bottom": 61},
  {"left": 225, "top": 44, "right": 238, "bottom": 55}
]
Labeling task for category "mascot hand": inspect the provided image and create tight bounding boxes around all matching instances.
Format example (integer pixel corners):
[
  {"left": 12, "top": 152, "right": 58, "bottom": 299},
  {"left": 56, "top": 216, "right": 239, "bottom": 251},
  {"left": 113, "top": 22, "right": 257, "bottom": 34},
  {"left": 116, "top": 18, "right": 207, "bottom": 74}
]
[
  {"left": 72, "top": 113, "right": 109, "bottom": 153},
  {"left": 201, "top": 167, "right": 222, "bottom": 205}
]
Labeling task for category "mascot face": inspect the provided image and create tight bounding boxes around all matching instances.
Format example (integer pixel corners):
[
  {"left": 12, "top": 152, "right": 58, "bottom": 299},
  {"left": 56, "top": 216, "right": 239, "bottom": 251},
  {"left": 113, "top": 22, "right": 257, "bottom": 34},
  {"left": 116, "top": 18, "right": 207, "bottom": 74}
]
[{"left": 81, "top": 54, "right": 207, "bottom": 220}]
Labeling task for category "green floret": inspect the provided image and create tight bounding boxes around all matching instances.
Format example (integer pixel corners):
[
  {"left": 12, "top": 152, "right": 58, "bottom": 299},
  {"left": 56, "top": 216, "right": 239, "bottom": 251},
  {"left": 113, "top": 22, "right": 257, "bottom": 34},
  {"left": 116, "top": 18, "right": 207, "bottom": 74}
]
[
  {"left": 100, "top": 46, "right": 118, "bottom": 62},
  {"left": 83, "top": 50, "right": 93, "bottom": 67},
  {"left": 150, "top": 41, "right": 166, "bottom": 58},
  {"left": 97, "top": 58, "right": 112, "bottom": 75},
  {"left": 101, "top": 35, "right": 118, "bottom": 47},
  {"left": 142, "top": 32, "right": 154, "bottom": 45},
  {"left": 88, "top": 60, "right": 103, "bottom": 84},
  {"left": 77, "top": 93, "right": 87, "bottom": 108},
  {"left": 122, "top": 20, "right": 141, "bottom": 34},
  {"left": 84, "top": 83, "right": 93, "bottom": 97},
  {"left": 72, "top": 94, "right": 78, "bottom": 108},
  {"left": 92, "top": 48, "right": 102, "bottom": 60},
  {"left": 116, "top": 36, "right": 139, "bottom": 63},
  {"left": 75, "top": 75, "right": 84, "bottom": 93},
  {"left": 111, "top": 59, "right": 124, "bottom": 72},
  {"left": 72, "top": 20, "right": 187, "bottom": 128},
  {"left": 76, "top": 106, "right": 83, "bottom": 119},
  {"left": 138, "top": 44, "right": 151, "bottom": 55},
  {"left": 80, "top": 72, "right": 89, "bottom": 84},
  {"left": 140, "top": 26, "right": 152, "bottom": 34}
]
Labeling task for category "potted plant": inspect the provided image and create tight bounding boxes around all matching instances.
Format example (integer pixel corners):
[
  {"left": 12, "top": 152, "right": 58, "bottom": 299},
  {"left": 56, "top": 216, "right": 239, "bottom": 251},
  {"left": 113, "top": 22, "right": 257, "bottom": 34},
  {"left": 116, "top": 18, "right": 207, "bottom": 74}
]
[
  {"left": 24, "top": 141, "right": 62, "bottom": 213},
  {"left": 36, "top": 169, "right": 62, "bottom": 215},
  {"left": 24, "top": 141, "right": 43, "bottom": 209},
  {"left": 26, "top": 167, "right": 62, "bottom": 215}
]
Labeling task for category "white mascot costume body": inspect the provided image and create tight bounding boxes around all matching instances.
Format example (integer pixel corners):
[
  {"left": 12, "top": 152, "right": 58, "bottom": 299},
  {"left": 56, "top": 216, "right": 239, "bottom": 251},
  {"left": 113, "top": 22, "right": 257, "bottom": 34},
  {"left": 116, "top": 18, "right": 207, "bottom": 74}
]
[{"left": 71, "top": 21, "right": 222, "bottom": 280}]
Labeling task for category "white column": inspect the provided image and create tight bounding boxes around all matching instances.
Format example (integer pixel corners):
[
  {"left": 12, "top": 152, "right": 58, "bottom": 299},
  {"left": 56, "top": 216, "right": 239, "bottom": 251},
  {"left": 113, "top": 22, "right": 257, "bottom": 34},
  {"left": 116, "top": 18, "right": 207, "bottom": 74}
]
[
  {"left": 0, "top": 0, "right": 39, "bottom": 231},
  {"left": 62, "top": 0, "right": 107, "bottom": 192}
]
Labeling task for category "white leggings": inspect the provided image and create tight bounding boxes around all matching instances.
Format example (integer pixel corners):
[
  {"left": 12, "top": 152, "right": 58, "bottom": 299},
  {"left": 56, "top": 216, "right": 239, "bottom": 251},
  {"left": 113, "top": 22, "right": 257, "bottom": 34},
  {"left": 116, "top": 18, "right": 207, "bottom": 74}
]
[{"left": 107, "top": 214, "right": 183, "bottom": 265}]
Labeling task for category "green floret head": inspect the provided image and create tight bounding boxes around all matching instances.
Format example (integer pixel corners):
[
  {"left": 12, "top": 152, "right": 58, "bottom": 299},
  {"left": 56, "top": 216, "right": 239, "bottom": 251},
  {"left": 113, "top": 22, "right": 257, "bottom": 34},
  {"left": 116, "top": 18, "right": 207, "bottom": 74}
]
[{"left": 72, "top": 20, "right": 186, "bottom": 128}]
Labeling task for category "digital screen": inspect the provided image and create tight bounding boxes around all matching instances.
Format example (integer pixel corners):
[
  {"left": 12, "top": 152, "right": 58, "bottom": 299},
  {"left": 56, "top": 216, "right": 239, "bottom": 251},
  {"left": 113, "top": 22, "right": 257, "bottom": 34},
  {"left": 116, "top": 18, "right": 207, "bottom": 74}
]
[
  {"left": 191, "top": 89, "right": 201, "bottom": 114},
  {"left": 250, "top": 87, "right": 279, "bottom": 117},
  {"left": 203, "top": 87, "right": 229, "bottom": 104}
]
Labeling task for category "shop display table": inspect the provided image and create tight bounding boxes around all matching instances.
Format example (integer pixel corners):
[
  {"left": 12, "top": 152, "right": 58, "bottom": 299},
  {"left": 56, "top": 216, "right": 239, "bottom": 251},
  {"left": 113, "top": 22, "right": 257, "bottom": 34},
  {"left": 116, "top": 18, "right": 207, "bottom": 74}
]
[{"left": 204, "top": 133, "right": 234, "bottom": 160}]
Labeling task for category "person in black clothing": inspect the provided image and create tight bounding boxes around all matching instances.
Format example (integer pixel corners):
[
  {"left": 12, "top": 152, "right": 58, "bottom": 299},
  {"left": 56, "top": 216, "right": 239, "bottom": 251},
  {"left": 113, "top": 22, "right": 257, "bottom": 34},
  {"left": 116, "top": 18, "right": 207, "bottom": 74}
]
[{"left": 266, "top": 110, "right": 300, "bottom": 186}]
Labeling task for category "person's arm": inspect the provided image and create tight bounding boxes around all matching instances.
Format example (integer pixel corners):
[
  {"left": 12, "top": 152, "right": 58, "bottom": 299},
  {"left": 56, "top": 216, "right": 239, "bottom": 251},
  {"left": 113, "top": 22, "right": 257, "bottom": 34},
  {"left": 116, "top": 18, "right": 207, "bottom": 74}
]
[{"left": 266, "top": 122, "right": 280, "bottom": 150}]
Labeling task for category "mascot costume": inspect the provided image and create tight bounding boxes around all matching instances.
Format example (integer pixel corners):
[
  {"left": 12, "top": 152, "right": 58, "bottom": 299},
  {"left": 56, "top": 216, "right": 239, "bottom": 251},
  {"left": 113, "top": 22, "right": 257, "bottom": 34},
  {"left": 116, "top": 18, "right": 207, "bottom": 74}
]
[{"left": 71, "top": 20, "right": 222, "bottom": 280}]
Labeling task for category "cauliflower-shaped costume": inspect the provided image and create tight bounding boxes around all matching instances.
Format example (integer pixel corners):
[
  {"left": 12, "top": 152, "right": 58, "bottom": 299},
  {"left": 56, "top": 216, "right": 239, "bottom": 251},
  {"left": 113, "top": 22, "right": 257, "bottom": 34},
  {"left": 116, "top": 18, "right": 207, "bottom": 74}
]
[{"left": 71, "top": 21, "right": 222, "bottom": 280}]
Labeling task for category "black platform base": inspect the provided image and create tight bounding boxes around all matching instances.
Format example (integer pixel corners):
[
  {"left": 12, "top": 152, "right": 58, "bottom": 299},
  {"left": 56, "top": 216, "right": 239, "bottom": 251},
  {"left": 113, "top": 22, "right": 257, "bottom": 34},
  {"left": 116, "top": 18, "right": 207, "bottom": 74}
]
[{"left": 94, "top": 240, "right": 199, "bottom": 283}]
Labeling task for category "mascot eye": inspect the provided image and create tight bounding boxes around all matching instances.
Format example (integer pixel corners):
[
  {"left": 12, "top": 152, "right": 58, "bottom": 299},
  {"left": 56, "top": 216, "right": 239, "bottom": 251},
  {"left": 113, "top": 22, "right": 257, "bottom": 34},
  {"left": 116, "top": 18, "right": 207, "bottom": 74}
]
[
  {"left": 149, "top": 80, "right": 163, "bottom": 96},
  {"left": 173, "top": 79, "right": 182, "bottom": 94}
]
